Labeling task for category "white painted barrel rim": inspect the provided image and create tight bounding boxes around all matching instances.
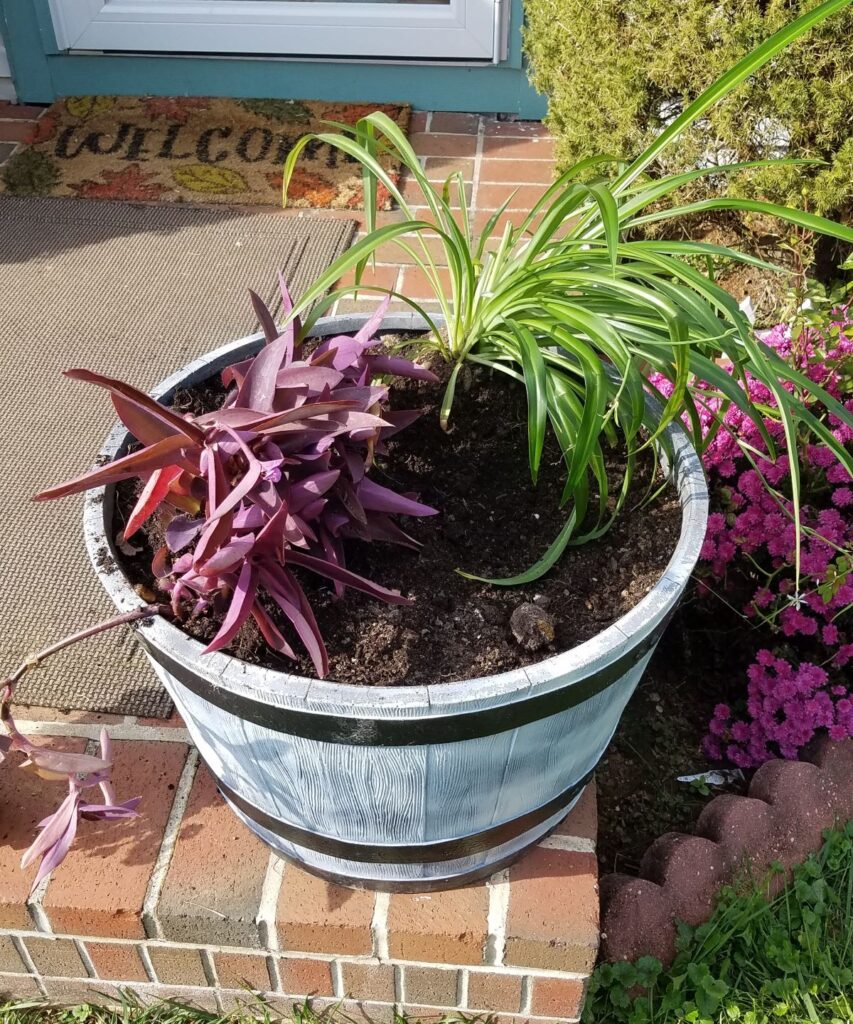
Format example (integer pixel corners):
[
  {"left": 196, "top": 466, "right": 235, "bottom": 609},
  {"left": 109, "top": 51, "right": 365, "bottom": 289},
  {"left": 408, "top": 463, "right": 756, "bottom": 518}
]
[{"left": 83, "top": 313, "right": 709, "bottom": 725}]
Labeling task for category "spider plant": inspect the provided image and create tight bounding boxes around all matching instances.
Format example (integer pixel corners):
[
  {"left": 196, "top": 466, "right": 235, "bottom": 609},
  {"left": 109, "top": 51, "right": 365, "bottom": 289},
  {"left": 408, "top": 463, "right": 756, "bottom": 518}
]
[{"left": 282, "top": 0, "right": 853, "bottom": 584}]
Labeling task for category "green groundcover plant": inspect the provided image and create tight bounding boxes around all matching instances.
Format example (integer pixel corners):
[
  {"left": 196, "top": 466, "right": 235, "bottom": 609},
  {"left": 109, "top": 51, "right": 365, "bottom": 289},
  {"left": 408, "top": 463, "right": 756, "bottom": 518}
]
[
  {"left": 584, "top": 821, "right": 853, "bottom": 1024},
  {"left": 0, "top": 995, "right": 479, "bottom": 1024},
  {"left": 281, "top": 0, "right": 853, "bottom": 585},
  {"left": 523, "top": 0, "right": 853, "bottom": 218}
]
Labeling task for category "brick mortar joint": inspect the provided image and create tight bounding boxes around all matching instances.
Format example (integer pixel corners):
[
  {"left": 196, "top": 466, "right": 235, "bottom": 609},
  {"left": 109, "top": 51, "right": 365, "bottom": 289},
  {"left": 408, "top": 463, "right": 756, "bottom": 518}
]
[
  {"left": 2, "top": 978, "right": 582, "bottom": 1022},
  {"left": 4, "top": 932, "right": 593, "bottom": 983},
  {"left": 13, "top": 720, "right": 191, "bottom": 743},
  {"left": 142, "top": 746, "right": 199, "bottom": 939}
]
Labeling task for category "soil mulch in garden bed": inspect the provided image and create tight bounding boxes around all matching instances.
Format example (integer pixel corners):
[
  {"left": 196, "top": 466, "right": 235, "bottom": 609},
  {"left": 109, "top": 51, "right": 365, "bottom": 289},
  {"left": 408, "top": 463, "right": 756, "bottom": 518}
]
[
  {"left": 115, "top": 349, "right": 683, "bottom": 687},
  {"left": 595, "top": 589, "right": 755, "bottom": 874}
]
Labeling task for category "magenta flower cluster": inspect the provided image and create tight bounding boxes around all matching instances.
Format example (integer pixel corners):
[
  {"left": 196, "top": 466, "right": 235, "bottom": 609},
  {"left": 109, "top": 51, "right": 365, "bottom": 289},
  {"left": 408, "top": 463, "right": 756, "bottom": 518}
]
[{"left": 652, "top": 305, "right": 853, "bottom": 767}]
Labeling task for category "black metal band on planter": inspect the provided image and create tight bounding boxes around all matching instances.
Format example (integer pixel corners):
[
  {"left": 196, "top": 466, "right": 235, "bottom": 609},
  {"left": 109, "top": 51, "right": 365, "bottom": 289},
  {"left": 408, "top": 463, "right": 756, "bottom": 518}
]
[
  {"left": 212, "top": 766, "right": 595, "bottom": 864},
  {"left": 139, "top": 609, "right": 671, "bottom": 747}
]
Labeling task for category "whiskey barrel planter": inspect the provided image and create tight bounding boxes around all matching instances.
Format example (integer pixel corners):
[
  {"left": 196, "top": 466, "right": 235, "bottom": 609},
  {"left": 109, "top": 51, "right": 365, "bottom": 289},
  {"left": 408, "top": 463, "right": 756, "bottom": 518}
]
[{"left": 84, "top": 313, "right": 708, "bottom": 890}]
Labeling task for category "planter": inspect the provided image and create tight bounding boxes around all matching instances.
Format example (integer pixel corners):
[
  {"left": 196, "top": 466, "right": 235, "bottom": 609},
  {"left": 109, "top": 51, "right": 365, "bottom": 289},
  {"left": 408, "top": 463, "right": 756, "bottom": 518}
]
[{"left": 84, "top": 313, "right": 708, "bottom": 891}]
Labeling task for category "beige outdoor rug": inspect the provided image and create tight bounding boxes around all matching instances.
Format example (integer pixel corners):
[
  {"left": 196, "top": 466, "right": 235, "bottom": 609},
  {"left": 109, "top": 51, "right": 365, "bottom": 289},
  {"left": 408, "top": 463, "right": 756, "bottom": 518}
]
[
  {"left": 0, "top": 197, "right": 356, "bottom": 716},
  {"left": 0, "top": 97, "right": 409, "bottom": 209}
]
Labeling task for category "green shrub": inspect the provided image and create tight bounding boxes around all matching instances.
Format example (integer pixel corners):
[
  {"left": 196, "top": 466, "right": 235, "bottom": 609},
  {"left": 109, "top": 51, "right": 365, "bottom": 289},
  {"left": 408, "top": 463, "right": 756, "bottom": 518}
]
[{"left": 524, "top": 0, "right": 853, "bottom": 217}]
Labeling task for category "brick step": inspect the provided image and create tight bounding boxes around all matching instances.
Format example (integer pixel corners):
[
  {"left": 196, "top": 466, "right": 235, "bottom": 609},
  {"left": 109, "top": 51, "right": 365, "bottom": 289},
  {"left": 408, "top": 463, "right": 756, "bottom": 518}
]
[{"left": 0, "top": 724, "right": 597, "bottom": 1022}]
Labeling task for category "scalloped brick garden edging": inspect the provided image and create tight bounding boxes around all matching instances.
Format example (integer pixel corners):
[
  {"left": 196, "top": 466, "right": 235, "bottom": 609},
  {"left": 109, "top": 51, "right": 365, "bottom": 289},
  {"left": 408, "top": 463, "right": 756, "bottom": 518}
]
[
  {"left": 598, "top": 736, "right": 853, "bottom": 966},
  {"left": 0, "top": 714, "right": 599, "bottom": 1022}
]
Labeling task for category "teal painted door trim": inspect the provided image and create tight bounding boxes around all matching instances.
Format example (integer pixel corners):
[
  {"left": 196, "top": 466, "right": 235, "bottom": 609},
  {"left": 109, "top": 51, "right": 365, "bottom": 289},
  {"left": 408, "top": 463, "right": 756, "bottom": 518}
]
[
  {"left": 43, "top": 55, "right": 546, "bottom": 116},
  {"left": 5, "top": 0, "right": 545, "bottom": 117},
  {"left": 0, "top": 0, "right": 53, "bottom": 99}
]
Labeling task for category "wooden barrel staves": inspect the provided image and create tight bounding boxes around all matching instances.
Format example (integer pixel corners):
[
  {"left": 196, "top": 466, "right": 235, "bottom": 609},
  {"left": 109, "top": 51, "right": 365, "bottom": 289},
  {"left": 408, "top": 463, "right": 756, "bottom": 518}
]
[{"left": 84, "top": 314, "right": 708, "bottom": 890}]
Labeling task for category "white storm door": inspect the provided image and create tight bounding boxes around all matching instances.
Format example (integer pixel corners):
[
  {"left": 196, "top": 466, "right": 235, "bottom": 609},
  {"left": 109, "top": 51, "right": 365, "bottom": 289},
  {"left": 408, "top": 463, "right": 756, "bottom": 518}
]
[{"left": 48, "top": 0, "right": 501, "bottom": 62}]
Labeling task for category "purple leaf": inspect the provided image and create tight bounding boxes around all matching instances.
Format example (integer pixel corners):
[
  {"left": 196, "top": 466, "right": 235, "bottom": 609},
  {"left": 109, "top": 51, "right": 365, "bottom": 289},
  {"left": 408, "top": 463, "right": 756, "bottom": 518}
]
[
  {"left": 20, "top": 747, "right": 111, "bottom": 781},
  {"left": 277, "top": 271, "right": 304, "bottom": 360},
  {"left": 254, "top": 499, "right": 290, "bottom": 555},
  {"left": 320, "top": 527, "right": 346, "bottom": 599},
  {"left": 326, "top": 410, "right": 390, "bottom": 433},
  {"left": 206, "top": 429, "right": 263, "bottom": 521},
  {"left": 356, "top": 477, "right": 438, "bottom": 518},
  {"left": 27, "top": 796, "right": 81, "bottom": 892},
  {"left": 124, "top": 464, "right": 183, "bottom": 539},
  {"left": 234, "top": 505, "right": 265, "bottom": 531},
  {"left": 245, "top": 400, "right": 363, "bottom": 433},
  {"left": 366, "top": 354, "right": 439, "bottom": 383},
  {"left": 251, "top": 605, "right": 296, "bottom": 658},
  {"left": 311, "top": 335, "right": 381, "bottom": 372},
  {"left": 380, "top": 409, "right": 423, "bottom": 439},
  {"left": 275, "top": 365, "right": 343, "bottom": 392},
  {"left": 353, "top": 295, "right": 392, "bottom": 344},
  {"left": 197, "top": 536, "right": 256, "bottom": 576},
  {"left": 260, "top": 566, "right": 329, "bottom": 677},
  {"left": 290, "top": 470, "right": 340, "bottom": 512},
  {"left": 332, "top": 385, "right": 389, "bottom": 406},
  {"left": 22, "top": 790, "right": 78, "bottom": 870},
  {"left": 204, "top": 561, "right": 259, "bottom": 654},
  {"left": 98, "top": 728, "right": 112, "bottom": 766},
  {"left": 286, "top": 549, "right": 411, "bottom": 605},
  {"left": 34, "top": 434, "right": 190, "bottom": 502},
  {"left": 337, "top": 476, "right": 368, "bottom": 526},
  {"left": 357, "top": 513, "right": 422, "bottom": 549},
  {"left": 197, "top": 408, "right": 273, "bottom": 428},
  {"left": 248, "top": 289, "right": 279, "bottom": 345},
  {"left": 64, "top": 369, "right": 205, "bottom": 445},
  {"left": 80, "top": 796, "right": 142, "bottom": 820},
  {"left": 237, "top": 284, "right": 297, "bottom": 409},
  {"left": 165, "top": 514, "right": 204, "bottom": 552},
  {"left": 221, "top": 357, "right": 254, "bottom": 390}
]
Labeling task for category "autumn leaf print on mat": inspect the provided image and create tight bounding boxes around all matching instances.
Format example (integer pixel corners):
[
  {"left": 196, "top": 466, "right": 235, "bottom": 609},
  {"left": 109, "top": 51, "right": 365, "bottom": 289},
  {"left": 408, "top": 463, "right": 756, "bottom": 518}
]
[
  {"left": 68, "top": 165, "right": 169, "bottom": 201},
  {"left": 0, "top": 96, "right": 411, "bottom": 209},
  {"left": 172, "top": 165, "right": 248, "bottom": 194}
]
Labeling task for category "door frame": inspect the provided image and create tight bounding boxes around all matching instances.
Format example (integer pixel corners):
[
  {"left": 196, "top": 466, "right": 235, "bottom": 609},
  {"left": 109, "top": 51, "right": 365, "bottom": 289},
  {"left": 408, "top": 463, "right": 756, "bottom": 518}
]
[
  {"left": 0, "top": 0, "right": 547, "bottom": 116},
  {"left": 48, "top": 0, "right": 500, "bottom": 62}
]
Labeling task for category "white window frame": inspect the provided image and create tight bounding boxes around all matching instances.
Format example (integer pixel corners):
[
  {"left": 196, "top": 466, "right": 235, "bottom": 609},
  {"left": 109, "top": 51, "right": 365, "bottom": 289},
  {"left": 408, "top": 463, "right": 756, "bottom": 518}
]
[{"left": 48, "top": 0, "right": 499, "bottom": 62}]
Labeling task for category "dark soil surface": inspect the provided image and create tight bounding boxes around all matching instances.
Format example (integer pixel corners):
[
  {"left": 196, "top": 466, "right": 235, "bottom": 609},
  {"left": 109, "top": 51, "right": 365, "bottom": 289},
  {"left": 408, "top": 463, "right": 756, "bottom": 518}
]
[
  {"left": 114, "top": 348, "right": 682, "bottom": 686},
  {"left": 595, "top": 586, "right": 753, "bottom": 874}
]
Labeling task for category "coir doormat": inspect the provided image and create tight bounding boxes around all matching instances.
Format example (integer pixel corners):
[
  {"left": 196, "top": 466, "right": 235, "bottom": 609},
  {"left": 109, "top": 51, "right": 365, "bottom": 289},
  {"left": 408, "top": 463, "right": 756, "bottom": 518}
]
[
  {"left": 0, "top": 96, "right": 410, "bottom": 209},
  {"left": 0, "top": 197, "right": 357, "bottom": 716}
]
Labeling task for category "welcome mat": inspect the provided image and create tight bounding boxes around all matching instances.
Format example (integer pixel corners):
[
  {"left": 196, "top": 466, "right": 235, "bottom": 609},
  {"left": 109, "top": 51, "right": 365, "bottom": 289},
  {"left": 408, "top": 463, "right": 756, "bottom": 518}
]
[
  {"left": 0, "top": 197, "right": 356, "bottom": 717},
  {"left": 0, "top": 97, "right": 409, "bottom": 209}
]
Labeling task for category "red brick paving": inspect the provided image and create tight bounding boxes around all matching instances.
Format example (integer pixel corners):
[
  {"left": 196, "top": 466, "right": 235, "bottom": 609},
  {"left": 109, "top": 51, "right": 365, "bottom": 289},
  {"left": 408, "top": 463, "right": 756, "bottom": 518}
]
[
  {"left": 41, "top": 741, "right": 189, "bottom": 938},
  {"left": 155, "top": 761, "right": 271, "bottom": 948},
  {"left": 0, "top": 737, "right": 88, "bottom": 929},
  {"left": 85, "top": 941, "right": 150, "bottom": 983},
  {"left": 388, "top": 884, "right": 489, "bottom": 965},
  {"left": 554, "top": 783, "right": 598, "bottom": 842},
  {"left": 505, "top": 849, "right": 600, "bottom": 973},
  {"left": 275, "top": 862, "right": 376, "bottom": 956},
  {"left": 278, "top": 956, "right": 335, "bottom": 996}
]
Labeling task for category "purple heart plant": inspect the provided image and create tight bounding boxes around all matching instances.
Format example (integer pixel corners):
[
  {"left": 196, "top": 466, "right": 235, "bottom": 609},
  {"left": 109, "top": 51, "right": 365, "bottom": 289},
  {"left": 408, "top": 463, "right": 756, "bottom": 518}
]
[{"left": 2, "top": 277, "right": 438, "bottom": 890}]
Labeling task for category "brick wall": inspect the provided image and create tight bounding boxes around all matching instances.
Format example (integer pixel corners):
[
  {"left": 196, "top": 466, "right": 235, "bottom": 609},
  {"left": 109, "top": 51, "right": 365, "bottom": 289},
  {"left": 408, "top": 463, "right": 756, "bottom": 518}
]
[{"left": 0, "top": 716, "right": 598, "bottom": 1022}]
